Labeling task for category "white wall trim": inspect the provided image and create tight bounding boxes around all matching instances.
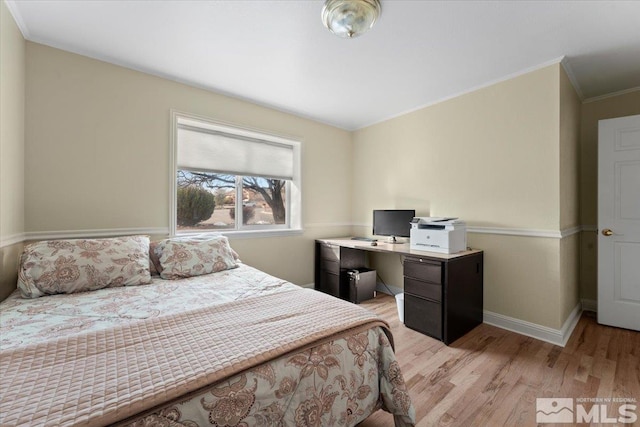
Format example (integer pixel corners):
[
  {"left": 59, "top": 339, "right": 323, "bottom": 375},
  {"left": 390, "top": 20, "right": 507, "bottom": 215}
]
[
  {"left": 560, "top": 226, "right": 583, "bottom": 238},
  {"left": 468, "top": 225, "right": 584, "bottom": 239},
  {"left": 467, "top": 226, "right": 563, "bottom": 239},
  {"left": 581, "top": 299, "right": 597, "bottom": 312},
  {"left": 304, "top": 222, "right": 353, "bottom": 229},
  {"left": 223, "top": 228, "right": 304, "bottom": 240},
  {"left": 582, "top": 86, "right": 640, "bottom": 104},
  {"left": 4, "top": 0, "right": 30, "bottom": 39},
  {"left": 5, "top": 224, "right": 597, "bottom": 246},
  {"left": 356, "top": 223, "right": 586, "bottom": 239},
  {"left": 483, "top": 302, "right": 582, "bottom": 347},
  {"left": 0, "top": 233, "right": 26, "bottom": 248},
  {"left": 559, "top": 57, "right": 585, "bottom": 101},
  {"left": 357, "top": 56, "right": 566, "bottom": 130},
  {"left": 24, "top": 228, "right": 170, "bottom": 241},
  {"left": 560, "top": 303, "right": 583, "bottom": 346}
]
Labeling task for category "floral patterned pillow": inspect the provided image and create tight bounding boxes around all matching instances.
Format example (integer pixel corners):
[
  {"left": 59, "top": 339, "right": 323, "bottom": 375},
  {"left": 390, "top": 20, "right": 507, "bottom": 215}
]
[
  {"left": 18, "top": 236, "right": 152, "bottom": 299},
  {"left": 157, "top": 235, "right": 238, "bottom": 280}
]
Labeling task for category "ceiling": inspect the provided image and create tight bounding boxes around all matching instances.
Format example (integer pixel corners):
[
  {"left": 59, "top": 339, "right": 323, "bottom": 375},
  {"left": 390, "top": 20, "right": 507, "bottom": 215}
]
[{"left": 7, "top": 0, "right": 640, "bottom": 130}]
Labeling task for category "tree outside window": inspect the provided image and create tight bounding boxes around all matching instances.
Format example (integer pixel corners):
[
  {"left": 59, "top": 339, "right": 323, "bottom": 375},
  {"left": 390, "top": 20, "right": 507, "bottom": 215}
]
[{"left": 176, "top": 170, "right": 287, "bottom": 232}]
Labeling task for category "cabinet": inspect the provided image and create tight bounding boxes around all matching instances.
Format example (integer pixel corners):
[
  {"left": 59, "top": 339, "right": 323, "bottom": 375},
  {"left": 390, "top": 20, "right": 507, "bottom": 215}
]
[
  {"left": 403, "top": 252, "right": 483, "bottom": 344},
  {"left": 315, "top": 241, "right": 367, "bottom": 301}
]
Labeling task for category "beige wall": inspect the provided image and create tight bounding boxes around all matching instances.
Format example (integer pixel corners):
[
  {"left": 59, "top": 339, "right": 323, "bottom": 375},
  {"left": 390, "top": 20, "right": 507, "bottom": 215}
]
[
  {"left": 0, "top": 1, "right": 26, "bottom": 299},
  {"left": 1, "top": 0, "right": 25, "bottom": 239},
  {"left": 351, "top": 64, "right": 578, "bottom": 329},
  {"left": 579, "top": 89, "right": 640, "bottom": 301},
  {"left": 352, "top": 65, "right": 560, "bottom": 231},
  {"left": 469, "top": 234, "right": 563, "bottom": 327},
  {"left": 560, "top": 233, "right": 580, "bottom": 322},
  {"left": 559, "top": 67, "right": 581, "bottom": 230},
  {"left": 24, "top": 42, "right": 353, "bottom": 286},
  {"left": 558, "top": 66, "right": 581, "bottom": 322}
]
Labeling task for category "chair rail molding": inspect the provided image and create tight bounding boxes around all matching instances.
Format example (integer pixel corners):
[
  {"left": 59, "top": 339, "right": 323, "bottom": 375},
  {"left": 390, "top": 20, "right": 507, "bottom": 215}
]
[{"left": 24, "top": 228, "right": 170, "bottom": 241}]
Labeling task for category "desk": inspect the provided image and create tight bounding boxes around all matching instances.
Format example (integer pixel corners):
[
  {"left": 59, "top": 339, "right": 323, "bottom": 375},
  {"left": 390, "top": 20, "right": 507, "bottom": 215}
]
[{"left": 315, "top": 238, "right": 483, "bottom": 345}]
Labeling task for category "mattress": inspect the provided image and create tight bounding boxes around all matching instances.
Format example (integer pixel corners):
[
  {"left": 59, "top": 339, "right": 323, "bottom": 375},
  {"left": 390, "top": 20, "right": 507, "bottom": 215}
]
[{"left": 0, "top": 264, "right": 415, "bottom": 426}]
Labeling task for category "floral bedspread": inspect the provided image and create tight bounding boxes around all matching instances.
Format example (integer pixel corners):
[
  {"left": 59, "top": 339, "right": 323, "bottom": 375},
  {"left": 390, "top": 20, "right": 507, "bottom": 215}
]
[
  {"left": 0, "top": 263, "right": 299, "bottom": 349},
  {"left": 122, "top": 326, "right": 414, "bottom": 427},
  {"left": 0, "top": 264, "right": 415, "bottom": 426}
]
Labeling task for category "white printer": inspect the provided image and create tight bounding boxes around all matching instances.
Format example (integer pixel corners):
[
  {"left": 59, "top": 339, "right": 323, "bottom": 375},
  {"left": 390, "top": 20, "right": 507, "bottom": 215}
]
[{"left": 410, "top": 217, "right": 467, "bottom": 254}]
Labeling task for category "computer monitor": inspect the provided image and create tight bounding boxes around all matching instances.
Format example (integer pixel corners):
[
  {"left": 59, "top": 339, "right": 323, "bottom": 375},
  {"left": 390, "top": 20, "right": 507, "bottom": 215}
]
[{"left": 372, "top": 210, "right": 416, "bottom": 243}]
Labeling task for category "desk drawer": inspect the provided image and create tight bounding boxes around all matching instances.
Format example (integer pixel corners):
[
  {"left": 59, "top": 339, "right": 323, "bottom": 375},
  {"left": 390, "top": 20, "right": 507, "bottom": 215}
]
[
  {"left": 319, "top": 243, "right": 340, "bottom": 261},
  {"left": 404, "top": 277, "right": 441, "bottom": 302},
  {"left": 321, "top": 259, "right": 339, "bottom": 275},
  {"left": 319, "top": 270, "right": 339, "bottom": 298},
  {"left": 404, "top": 294, "right": 442, "bottom": 340},
  {"left": 404, "top": 258, "right": 442, "bottom": 284}
]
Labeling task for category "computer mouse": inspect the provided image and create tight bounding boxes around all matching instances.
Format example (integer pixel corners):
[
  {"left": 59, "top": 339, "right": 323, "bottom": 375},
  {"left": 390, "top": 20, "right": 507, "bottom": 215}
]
[{"left": 370, "top": 242, "right": 377, "bottom": 246}]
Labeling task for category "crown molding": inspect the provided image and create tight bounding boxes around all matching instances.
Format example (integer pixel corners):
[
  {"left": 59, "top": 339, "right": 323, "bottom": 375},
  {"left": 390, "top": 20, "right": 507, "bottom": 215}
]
[
  {"left": 582, "top": 86, "right": 640, "bottom": 104},
  {"left": 3, "top": 0, "right": 30, "bottom": 39},
  {"left": 357, "top": 56, "right": 567, "bottom": 130},
  {"left": 560, "top": 56, "right": 585, "bottom": 101}
]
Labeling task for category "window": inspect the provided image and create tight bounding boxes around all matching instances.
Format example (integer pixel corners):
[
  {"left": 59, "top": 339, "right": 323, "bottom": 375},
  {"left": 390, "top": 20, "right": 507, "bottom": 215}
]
[{"left": 171, "top": 112, "right": 301, "bottom": 236}]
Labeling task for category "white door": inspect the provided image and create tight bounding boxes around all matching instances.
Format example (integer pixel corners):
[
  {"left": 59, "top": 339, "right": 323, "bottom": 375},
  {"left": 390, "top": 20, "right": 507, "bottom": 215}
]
[{"left": 598, "top": 114, "right": 640, "bottom": 331}]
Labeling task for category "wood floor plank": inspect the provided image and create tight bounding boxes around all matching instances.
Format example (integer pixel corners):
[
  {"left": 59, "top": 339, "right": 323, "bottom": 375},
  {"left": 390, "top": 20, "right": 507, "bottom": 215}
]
[
  {"left": 467, "top": 381, "right": 530, "bottom": 427},
  {"left": 358, "top": 294, "right": 640, "bottom": 427}
]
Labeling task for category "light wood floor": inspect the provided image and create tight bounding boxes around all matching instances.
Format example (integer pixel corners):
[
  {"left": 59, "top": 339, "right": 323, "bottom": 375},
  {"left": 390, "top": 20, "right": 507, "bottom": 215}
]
[{"left": 359, "top": 294, "right": 640, "bottom": 427}]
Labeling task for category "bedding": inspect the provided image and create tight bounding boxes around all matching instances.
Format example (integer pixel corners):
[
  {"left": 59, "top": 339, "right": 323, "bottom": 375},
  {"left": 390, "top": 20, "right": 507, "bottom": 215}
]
[
  {"left": 156, "top": 234, "right": 237, "bottom": 279},
  {"left": 17, "top": 236, "right": 152, "bottom": 298},
  {"left": 149, "top": 235, "right": 241, "bottom": 276},
  {"left": 0, "top": 263, "right": 415, "bottom": 426}
]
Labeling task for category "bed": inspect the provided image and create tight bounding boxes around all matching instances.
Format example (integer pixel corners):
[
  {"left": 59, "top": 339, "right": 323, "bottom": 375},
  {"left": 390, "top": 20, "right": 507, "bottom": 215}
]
[{"left": 0, "top": 235, "right": 415, "bottom": 426}]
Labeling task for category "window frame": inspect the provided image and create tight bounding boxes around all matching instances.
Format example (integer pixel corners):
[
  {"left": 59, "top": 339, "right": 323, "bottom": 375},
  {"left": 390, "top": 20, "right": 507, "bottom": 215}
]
[{"left": 170, "top": 110, "right": 302, "bottom": 238}]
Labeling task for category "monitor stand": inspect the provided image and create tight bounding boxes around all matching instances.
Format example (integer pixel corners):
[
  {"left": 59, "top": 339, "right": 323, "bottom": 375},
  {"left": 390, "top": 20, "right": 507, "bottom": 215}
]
[{"left": 385, "top": 236, "right": 402, "bottom": 244}]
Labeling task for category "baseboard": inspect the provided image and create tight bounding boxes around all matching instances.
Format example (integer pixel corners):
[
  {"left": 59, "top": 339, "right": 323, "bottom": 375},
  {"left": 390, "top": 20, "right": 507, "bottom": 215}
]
[
  {"left": 560, "top": 303, "right": 583, "bottom": 346},
  {"left": 483, "top": 302, "right": 582, "bottom": 347},
  {"left": 581, "top": 299, "right": 597, "bottom": 312},
  {"left": 301, "top": 283, "right": 315, "bottom": 289},
  {"left": 285, "top": 283, "right": 589, "bottom": 346}
]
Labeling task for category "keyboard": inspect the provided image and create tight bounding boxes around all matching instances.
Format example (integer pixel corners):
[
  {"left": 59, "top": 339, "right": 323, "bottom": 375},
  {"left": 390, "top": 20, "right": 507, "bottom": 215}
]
[{"left": 351, "top": 237, "right": 377, "bottom": 242}]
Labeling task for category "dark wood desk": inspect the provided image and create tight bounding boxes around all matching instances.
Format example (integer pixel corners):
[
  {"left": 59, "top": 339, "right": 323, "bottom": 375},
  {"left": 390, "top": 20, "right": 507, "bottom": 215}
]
[{"left": 315, "top": 238, "right": 483, "bottom": 345}]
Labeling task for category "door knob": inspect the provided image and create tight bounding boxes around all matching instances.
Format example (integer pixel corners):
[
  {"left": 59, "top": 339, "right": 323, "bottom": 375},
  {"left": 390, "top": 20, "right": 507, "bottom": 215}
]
[{"left": 602, "top": 228, "right": 613, "bottom": 236}]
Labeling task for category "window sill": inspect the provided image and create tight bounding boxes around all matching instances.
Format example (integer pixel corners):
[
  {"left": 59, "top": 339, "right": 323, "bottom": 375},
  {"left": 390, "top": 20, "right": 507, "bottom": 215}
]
[{"left": 177, "top": 228, "right": 304, "bottom": 240}]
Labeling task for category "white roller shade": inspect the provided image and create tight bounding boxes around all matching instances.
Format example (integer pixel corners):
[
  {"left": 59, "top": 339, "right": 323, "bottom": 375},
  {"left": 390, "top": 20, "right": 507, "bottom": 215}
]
[{"left": 177, "top": 123, "right": 294, "bottom": 180}]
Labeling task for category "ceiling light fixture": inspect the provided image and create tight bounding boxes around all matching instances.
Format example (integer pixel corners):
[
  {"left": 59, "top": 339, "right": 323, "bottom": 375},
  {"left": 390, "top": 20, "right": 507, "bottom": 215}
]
[{"left": 322, "top": 0, "right": 381, "bottom": 39}]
